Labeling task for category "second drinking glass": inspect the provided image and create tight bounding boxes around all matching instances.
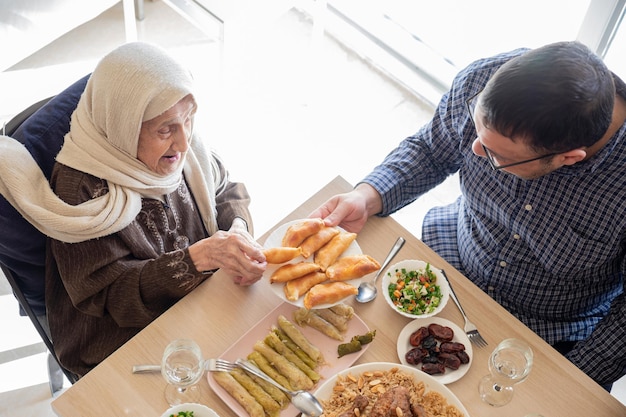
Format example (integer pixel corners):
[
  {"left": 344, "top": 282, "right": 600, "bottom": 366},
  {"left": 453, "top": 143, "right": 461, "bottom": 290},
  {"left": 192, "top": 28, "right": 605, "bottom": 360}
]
[{"left": 478, "top": 338, "right": 533, "bottom": 407}]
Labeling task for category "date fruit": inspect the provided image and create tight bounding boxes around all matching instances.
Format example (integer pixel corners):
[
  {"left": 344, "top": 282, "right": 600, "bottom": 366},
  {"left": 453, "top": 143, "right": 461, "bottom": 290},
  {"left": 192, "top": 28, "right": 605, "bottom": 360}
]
[{"left": 405, "top": 324, "right": 468, "bottom": 375}]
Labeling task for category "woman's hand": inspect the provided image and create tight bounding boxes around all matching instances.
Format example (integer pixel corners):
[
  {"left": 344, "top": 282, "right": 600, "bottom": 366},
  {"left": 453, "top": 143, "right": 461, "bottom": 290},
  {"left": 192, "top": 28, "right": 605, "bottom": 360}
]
[
  {"left": 189, "top": 220, "right": 267, "bottom": 286},
  {"left": 308, "top": 183, "right": 383, "bottom": 233}
]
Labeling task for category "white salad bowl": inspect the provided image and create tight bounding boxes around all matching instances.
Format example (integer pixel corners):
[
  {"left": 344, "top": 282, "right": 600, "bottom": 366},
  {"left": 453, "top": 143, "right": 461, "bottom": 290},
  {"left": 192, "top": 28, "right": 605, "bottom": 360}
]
[
  {"left": 381, "top": 259, "right": 449, "bottom": 319},
  {"left": 160, "top": 403, "right": 219, "bottom": 417}
]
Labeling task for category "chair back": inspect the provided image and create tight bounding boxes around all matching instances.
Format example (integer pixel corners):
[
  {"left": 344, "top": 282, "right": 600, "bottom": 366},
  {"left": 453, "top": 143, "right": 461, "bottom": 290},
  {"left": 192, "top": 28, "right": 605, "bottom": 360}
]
[{"left": 0, "top": 74, "right": 90, "bottom": 384}]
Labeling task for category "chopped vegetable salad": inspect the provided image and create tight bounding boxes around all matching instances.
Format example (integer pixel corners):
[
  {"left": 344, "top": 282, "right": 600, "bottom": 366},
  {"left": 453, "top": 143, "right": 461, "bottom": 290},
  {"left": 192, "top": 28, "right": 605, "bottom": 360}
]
[
  {"left": 387, "top": 264, "right": 442, "bottom": 315},
  {"left": 170, "top": 412, "right": 194, "bottom": 417}
]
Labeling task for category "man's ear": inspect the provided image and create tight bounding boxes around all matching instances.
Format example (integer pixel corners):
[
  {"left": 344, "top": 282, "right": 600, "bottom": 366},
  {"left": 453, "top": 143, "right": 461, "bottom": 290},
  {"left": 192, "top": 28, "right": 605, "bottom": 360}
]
[{"left": 558, "top": 149, "right": 587, "bottom": 166}]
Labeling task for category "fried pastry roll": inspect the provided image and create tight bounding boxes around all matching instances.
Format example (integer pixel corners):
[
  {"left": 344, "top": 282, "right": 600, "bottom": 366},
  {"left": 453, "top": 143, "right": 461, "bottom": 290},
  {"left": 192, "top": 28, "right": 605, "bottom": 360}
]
[
  {"left": 247, "top": 352, "right": 293, "bottom": 391},
  {"left": 229, "top": 368, "right": 283, "bottom": 414},
  {"left": 315, "top": 307, "right": 351, "bottom": 332},
  {"left": 294, "top": 308, "right": 344, "bottom": 341},
  {"left": 283, "top": 271, "right": 328, "bottom": 301},
  {"left": 272, "top": 327, "right": 318, "bottom": 369},
  {"left": 264, "top": 331, "right": 321, "bottom": 382},
  {"left": 329, "top": 303, "right": 354, "bottom": 319},
  {"left": 303, "top": 282, "right": 358, "bottom": 309},
  {"left": 213, "top": 371, "right": 265, "bottom": 417},
  {"left": 314, "top": 232, "right": 357, "bottom": 271},
  {"left": 242, "top": 368, "right": 290, "bottom": 409},
  {"left": 281, "top": 218, "right": 325, "bottom": 248},
  {"left": 326, "top": 254, "right": 381, "bottom": 281},
  {"left": 263, "top": 247, "right": 302, "bottom": 264},
  {"left": 277, "top": 315, "right": 324, "bottom": 364},
  {"left": 299, "top": 227, "right": 340, "bottom": 258},
  {"left": 253, "top": 340, "right": 314, "bottom": 391},
  {"left": 269, "top": 262, "right": 321, "bottom": 283}
]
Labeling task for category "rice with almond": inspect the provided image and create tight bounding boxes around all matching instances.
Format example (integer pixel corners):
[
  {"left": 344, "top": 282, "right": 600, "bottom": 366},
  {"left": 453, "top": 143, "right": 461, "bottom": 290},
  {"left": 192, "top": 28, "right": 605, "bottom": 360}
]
[{"left": 321, "top": 367, "right": 464, "bottom": 417}]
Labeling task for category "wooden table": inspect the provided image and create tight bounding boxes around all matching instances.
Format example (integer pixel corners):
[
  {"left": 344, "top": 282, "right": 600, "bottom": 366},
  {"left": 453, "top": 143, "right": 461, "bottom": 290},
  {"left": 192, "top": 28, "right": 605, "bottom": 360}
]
[{"left": 52, "top": 176, "right": 625, "bottom": 417}]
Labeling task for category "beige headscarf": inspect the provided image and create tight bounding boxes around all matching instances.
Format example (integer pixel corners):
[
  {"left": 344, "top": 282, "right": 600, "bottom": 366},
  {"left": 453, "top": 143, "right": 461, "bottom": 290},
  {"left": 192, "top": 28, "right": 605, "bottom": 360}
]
[{"left": 0, "top": 42, "right": 219, "bottom": 243}]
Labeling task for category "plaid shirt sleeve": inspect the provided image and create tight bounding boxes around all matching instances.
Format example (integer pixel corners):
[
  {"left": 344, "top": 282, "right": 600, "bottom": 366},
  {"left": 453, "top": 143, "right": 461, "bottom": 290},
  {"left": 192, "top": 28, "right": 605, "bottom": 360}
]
[{"left": 566, "top": 280, "right": 626, "bottom": 386}]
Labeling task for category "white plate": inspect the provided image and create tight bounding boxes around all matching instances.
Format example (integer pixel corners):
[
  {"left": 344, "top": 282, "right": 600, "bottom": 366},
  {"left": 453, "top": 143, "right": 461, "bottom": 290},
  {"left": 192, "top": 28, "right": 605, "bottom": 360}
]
[
  {"left": 314, "top": 362, "right": 470, "bottom": 417},
  {"left": 207, "top": 302, "right": 371, "bottom": 417},
  {"left": 160, "top": 403, "right": 219, "bottom": 417},
  {"left": 263, "top": 219, "right": 363, "bottom": 308},
  {"left": 381, "top": 259, "right": 450, "bottom": 318},
  {"left": 397, "top": 317, "right": 473, "bottom": 384}
]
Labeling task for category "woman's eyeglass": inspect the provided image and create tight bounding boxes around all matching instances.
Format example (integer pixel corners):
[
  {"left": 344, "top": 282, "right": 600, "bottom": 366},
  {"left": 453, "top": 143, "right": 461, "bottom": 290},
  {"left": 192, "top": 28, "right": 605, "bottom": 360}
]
[{"left": 465, "top": 92, "right": 558, "bottom": 170}]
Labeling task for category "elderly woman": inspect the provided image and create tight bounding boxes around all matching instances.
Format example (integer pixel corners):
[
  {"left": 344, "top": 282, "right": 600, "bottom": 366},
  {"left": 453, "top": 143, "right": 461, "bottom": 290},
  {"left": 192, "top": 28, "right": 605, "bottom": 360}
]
[{"left": 0, "top": 42, "right": 267, "bottom": 378}]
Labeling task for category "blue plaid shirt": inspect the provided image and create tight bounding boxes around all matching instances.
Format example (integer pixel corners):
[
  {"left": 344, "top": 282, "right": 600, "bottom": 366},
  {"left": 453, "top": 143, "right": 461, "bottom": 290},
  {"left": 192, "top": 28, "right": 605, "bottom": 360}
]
[{"left": 362, "top": 48, "right": 626, "bottom": 386}]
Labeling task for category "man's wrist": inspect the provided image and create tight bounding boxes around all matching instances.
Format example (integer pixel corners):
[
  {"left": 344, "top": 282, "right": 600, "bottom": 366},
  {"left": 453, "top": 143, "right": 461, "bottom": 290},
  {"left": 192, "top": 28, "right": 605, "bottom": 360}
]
[{"left": 355, "top": 182, "right": 383, "bottom": 216}]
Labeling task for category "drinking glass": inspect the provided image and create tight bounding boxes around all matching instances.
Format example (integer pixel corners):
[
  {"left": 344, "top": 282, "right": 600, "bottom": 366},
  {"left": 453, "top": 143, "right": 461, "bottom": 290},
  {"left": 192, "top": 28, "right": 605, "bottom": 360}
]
[
  {"left": 161, "top": 339, "right": 204, "bottom": 406},
  {"left": 478, "top": 338, "right": 533, "bottom": 406}
]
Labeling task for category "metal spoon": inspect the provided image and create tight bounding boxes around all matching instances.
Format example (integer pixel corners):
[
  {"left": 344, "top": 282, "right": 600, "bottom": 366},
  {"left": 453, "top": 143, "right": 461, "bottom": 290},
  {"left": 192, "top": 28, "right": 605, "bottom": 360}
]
[
  {"left": 235, "top": 359, "right": 323, "bottom": 417},
  {"left": 355, "top": 236, "right": 405, "bottom": 303}
]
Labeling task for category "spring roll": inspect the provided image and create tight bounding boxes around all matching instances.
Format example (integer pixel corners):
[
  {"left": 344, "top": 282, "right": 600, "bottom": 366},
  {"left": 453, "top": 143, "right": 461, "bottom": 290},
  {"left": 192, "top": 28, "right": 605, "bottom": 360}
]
[
  {"left": 243, "top": 364, "right": 290, "bottom": 409},
  {"left": 314, "top": 307, "right": 351, "bottom": 333},
  {"left": 294, "top": 308, "right": 344, "bottom": 341},
  {"left": 264, "top": 331, "right": 320, "bottom": 382},
  {"left": 270, "top": 262, "right": 321, "bottom": 283},
  {"left": 272, "top": 327, "right": 318, "bottom": 370},
  {"left": 314, "top": 232, "right": 357, "bottom": 271},
  {"left": 229, "top": 367, "right": 282, "bottom": 414},
  {"left": 330, "top": 303, "right": 355, "bottom": 319},
  {"left": 326, "top": 254, "right": 381, "bottom": 281},
  {"left": 263, "top": 247, "right": 302, "bottom": 264},
  {"left": 303, "top": 282, "right": 358, "bottom": 310},
  {"left": 281, "top": 218, "right": 325, "bottom": 248},
  {"left": 247, "top": 351, "right": 293, "bottom": 391},
  {"left": 277, "top": 315, "right": 324, "bottom": 364},
  {"left": 283, "top": 271, "right": 328, "bottom": 301},
  {"left": 213, "top": 371, "right": 265, "bottom": 417},
  {"left": 299, "top": 227, "right": 340, "bottom": 258},
  {"left": 253, "top": 340, "right": 314, "bottom": 390}
]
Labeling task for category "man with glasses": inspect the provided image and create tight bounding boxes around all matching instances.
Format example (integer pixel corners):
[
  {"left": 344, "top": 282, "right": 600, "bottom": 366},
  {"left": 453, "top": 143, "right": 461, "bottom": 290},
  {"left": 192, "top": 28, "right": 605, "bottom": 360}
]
[{"left": 311, "top": 41, "right": 626, "bottom": 390}]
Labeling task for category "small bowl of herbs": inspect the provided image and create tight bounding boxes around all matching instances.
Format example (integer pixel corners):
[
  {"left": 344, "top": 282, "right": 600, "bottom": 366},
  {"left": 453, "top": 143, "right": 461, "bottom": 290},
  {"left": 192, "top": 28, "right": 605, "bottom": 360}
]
[{"left": 161, "top": 403, "right": 219, "bottom": 417}]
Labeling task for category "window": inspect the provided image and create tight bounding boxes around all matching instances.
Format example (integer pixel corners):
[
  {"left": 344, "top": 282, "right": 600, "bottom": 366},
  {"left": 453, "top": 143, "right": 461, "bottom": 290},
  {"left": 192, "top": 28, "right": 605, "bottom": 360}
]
[
  {"left": 604, "top": 15, "right": 626, "bottom": 78},
  {"left": 326, "top": 0, "right": 626, "bottom": 104}
]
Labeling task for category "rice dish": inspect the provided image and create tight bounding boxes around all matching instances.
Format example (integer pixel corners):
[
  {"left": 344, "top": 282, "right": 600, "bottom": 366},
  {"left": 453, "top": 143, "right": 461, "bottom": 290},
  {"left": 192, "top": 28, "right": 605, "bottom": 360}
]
[{"left": 321, "top": 366, "right": 464, "bottom": 417}]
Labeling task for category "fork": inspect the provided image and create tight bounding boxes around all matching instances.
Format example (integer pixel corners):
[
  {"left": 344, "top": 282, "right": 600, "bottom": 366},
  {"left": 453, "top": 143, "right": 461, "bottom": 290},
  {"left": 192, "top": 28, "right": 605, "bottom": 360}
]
[
  {"left": 441, "top": 269, "right": 488, "bottom": 347},
  {"left": 131, "top": 357, "right": 237, "bottom": 374},
  {"left": 208, "top": 358, "right": 237, "bottom": 372},
  {"left": 209, "top": 359, "right": 324, "bottom": 416}
]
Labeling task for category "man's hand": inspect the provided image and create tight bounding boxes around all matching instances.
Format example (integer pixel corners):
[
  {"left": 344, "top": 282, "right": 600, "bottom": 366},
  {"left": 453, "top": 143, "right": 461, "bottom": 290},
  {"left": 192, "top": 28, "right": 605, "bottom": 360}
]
[{"left": 308, "top": 183, "right": 383, "bottom": 233}]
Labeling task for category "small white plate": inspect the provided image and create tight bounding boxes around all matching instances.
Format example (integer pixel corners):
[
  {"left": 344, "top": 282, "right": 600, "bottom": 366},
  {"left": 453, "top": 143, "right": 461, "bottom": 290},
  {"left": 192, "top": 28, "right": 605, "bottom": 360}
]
[
  {"left": 263, "top": 219, "right": 363, "bottom": 308},
  {"left": 160, "top": 403, "right": 219, "bottom": 417},
  {"left": 396, "top": 317, "right": 473, "bottom": 384}
]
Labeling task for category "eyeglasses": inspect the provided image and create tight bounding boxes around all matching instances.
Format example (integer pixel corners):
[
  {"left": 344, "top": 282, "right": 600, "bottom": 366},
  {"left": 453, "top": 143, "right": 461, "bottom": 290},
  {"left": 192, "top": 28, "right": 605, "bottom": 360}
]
[
  {"left": 480, "top": 142, "right": 558, "bottom": 170},
  {"left": 466, "top": 92, "right": 558, "bottom": 170}
]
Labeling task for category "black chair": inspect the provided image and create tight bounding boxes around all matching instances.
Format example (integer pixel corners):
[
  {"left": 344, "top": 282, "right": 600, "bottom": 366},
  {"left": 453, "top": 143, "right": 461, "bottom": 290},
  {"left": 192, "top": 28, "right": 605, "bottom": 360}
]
[{"left": 0, "top": 74, "right": 90, "bottom": 393}]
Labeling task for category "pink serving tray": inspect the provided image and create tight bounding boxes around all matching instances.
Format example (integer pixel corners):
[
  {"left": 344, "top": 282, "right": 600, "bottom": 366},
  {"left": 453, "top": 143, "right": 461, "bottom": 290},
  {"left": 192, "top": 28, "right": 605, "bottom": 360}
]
[{"left": 207, "top": 302, "right": 370, "bottom": 416}]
